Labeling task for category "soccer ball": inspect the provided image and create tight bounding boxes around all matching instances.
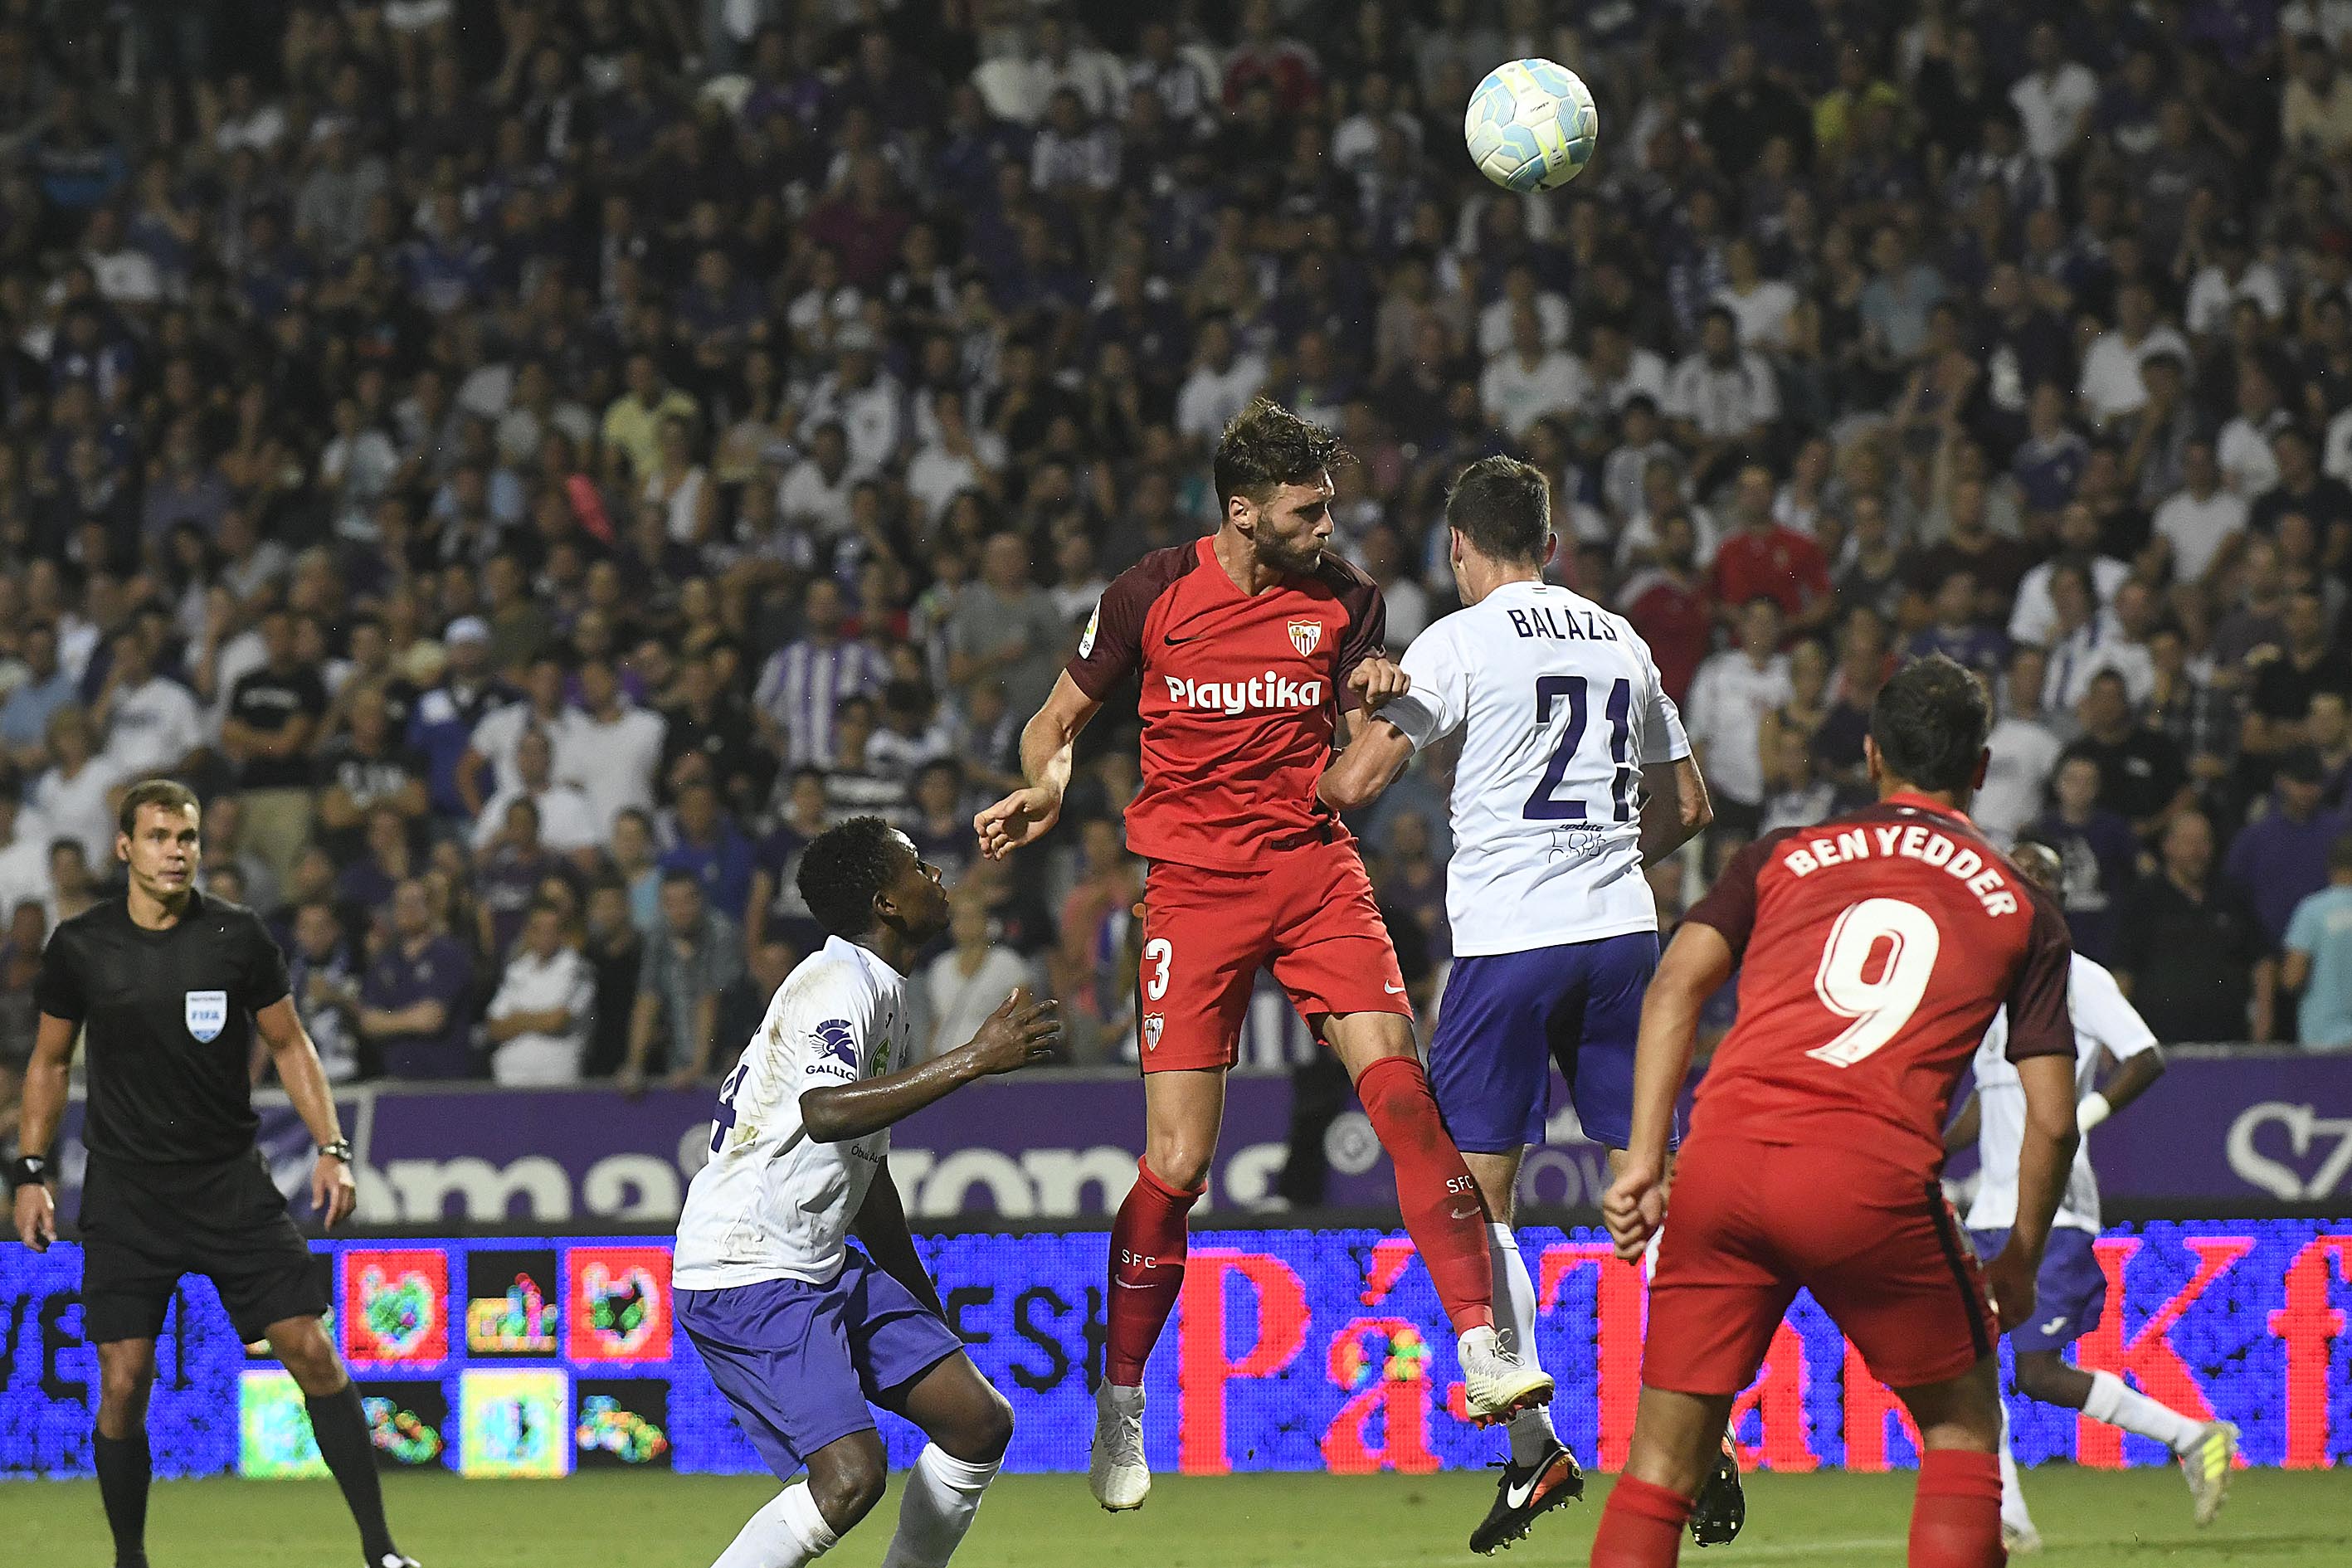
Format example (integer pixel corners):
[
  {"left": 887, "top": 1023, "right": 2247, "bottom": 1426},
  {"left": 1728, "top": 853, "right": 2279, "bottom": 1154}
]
[{"left": 1464, "top": 58, "right": 1599, "bottom": 192}]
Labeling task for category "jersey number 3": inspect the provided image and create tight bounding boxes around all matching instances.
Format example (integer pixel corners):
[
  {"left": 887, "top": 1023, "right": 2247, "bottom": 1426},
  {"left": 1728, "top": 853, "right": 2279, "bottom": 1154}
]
[
  {"left": 1523, "top": 675, "right": 1638, "bottom": 821},
  {"left": 1808, "top": 898, "right": 1941, "bottom": 1067}
]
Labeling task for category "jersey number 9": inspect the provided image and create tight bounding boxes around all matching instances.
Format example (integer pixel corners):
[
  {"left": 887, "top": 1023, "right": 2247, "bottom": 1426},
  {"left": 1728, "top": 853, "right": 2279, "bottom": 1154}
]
[{"left": 1808, "top": 898, "right": 1941, "bottom": 1068}]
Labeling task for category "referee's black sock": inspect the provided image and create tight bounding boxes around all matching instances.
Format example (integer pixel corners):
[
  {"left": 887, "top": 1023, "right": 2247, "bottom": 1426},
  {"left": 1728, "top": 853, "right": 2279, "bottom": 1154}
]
[
  {"left": 93, "top": 1430, "right": 151, "bottom": 1568},
  {"left": 305, "top": 1381, "right": 398, "bottom": 1565}
]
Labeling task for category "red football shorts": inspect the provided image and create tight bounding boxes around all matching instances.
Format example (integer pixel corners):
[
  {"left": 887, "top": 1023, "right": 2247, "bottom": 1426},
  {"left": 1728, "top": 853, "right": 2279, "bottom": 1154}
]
[
  {"left": 1643, "top": 1133, "right": 1997, "bottom": 1395},
  {"left": 1135, "top": 837, "right": 1410, "bottom": 1073}
]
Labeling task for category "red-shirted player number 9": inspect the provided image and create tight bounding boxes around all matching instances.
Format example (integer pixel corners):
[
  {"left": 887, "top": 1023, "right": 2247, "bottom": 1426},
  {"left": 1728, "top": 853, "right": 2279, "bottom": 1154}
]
[
  {"left": 1143, "top": 938, "right": 1173, "bottom": 1001},
  {"left": 1806, "top": 898, "right": 1941, "bottom": 1068}
]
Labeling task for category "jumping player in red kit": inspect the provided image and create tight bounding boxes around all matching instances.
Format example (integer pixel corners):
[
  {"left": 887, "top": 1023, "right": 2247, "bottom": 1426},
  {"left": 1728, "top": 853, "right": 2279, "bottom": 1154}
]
[
  {"left": 975, "top": 400, "right": 1551, "bottom": 1511},
  {"left": 1592, "top": 656, "right": 2083, "bottom": 1568}
]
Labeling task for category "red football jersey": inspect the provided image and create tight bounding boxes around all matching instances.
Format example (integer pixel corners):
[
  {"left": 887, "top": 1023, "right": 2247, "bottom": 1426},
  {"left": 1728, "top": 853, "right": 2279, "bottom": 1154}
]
[
  {"left": 1707, "top": 524, "right": 1830, "bottom": 621},
  {"left": 1682, "top": 793, "right": 2073, "bottom": 1173},
  {"left": 1065, "top": 538, "right": 1385, "bottom": 871}
]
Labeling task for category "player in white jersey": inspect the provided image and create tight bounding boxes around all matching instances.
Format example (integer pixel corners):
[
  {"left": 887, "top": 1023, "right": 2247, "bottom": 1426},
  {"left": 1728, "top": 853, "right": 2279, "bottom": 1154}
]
[
  {"left": 1320, "top": 457, "right": 1715, "bottom": 1553},
  {"left": 1945, "top": 841, "right": 2236, "bottom": 1552},
  {"left": 673, "top": 817, "right": 1061, "bottom": 1568}
]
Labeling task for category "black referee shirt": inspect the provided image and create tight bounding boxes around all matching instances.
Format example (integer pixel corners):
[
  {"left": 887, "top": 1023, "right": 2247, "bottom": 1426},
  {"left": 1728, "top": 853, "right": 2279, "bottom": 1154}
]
[{"left": 33, "top": 889, "right": 291, "bottom": 1164}]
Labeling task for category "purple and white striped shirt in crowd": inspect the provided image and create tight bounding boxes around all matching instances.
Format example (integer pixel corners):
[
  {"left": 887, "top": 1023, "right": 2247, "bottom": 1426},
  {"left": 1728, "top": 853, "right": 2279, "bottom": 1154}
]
[{"left": 754, "top": 635, "right": 889, "bottom": 767}]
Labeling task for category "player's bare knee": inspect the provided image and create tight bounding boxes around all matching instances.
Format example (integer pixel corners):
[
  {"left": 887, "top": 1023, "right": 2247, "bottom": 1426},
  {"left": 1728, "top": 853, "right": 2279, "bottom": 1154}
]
[
  {"left": 1143, "top": 1140, "right": 1211, "bottom": 1193},
  {"left": 95, "top": 1348, "right": 154, "bottom": 1428},
  {"left": 810, "top": 1445, "right": 889, "bottom": 1529},
  {"left": 943, "top": 1384, "right": 1015, "bottom": 1463}
]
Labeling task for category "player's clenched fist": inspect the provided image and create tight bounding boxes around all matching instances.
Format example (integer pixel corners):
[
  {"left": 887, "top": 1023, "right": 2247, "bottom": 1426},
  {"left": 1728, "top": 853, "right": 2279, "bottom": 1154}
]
[
  {"left": 1346, "top": 655, "right": 1411, "bottom": 712},
  {"left": 963, "top": 987, "right": 1063, "bottom": 1074},
  {"left": 1600, "top": 1157, "right": 1668, "bottom": 1262},
  {"left": 974, "top": 785, "right": 1062, "bottom": 860},
  {"left": 14, "top": 1181, "right": 56, "bottom": 1251}
]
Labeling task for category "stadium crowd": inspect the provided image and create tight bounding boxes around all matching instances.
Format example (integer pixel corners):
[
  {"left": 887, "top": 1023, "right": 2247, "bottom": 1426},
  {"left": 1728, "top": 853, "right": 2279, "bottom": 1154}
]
[{"left": 2, "top": 0, "right": 2352, "bottom": 1120}]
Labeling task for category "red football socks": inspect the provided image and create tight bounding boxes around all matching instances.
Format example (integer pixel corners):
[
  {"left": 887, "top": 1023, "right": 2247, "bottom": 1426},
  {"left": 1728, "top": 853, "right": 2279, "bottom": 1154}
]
[
  {"left": 1354, "top": 1055, "right": 1495, "bottom": 1333},
  {"left": 1911, "top": 1449, "right": 2004, "bottom": 1568},
  {"left": 1104, "top": 1157, "right": 1203, "bottom": 1386},
  {"left": 1590, "top": 1475, "right": 1693, "bottom": 1567}
]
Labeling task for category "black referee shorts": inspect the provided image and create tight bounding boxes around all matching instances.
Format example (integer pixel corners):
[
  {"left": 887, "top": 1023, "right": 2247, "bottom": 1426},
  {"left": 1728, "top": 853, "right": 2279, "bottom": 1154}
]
[{"left": 77, "top": 1151, "right": 330, "bottom": 1345}]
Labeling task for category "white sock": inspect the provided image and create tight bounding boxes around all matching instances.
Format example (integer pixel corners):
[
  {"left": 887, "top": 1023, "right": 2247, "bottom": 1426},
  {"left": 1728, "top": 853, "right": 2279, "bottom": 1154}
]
[
  {"left": 713, "top": 1482, "right": 837, "bottom": 1568},
  {"left": 2082, "top": 1371, "right": 2203, "bottom": 1454},
  {"left": 880, "top": 1444, "right": 1001, "bottom": 1568},
  {"left": 1998, "top": 1402, "right": 2034, "bottom": 1534},
  {"left": 1487, "top": 1222, "right": 1561, "bottom": 1466}
]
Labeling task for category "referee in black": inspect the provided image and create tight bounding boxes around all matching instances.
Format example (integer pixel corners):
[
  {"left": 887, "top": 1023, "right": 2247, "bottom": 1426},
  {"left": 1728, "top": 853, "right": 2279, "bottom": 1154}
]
[{"left": 9, "top": 779, "right": 416, "bottom": 1568}]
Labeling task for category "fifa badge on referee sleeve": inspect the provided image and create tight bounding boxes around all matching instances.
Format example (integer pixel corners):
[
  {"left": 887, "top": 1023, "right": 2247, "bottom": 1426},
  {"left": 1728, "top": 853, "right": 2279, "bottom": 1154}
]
[{"left": 185, "top": 990, "right": 228, "bottom": 1043}]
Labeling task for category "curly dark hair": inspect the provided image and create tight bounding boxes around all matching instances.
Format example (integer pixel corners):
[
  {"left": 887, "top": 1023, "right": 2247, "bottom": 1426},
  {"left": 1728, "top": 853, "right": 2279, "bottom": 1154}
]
[
  {"left": 796, "top": 815, "right": 906, "bottom": 937},
  {"left": 1212, "top": 397, "right": 1351, "bottom": 508},
  {"left": 1868, "top": 655, "right": 1992, "bottom": 796}
]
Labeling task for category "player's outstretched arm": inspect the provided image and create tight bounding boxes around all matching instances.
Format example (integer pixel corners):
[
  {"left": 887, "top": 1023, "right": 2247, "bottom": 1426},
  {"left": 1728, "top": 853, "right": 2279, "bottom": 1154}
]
[
  {"left": 10, "top": 1014, "right": 75, "bottom": 1249},
  {"left": 256, "top": 996, "right": 358, "bottom": 1228},
  {"left": 852, "top": 1158, "right": 947, "bottom": 1319},
  {"left": 1603, "top": 921, "right": 1734, "bottom": 1261},
  {"left": 2086, "top": 1046, "right": 2165, "bottom": 1129},
  {"left": 1984, "top": 1051, "right": 2081, "bottom": 1331},
  {"left": 975, "top": 674, "right": 1102, "bottom": 860},
  {"left": 1638, "top": 755, "right": 1713, "bottom": 866},
  {"left": 1317, "top": 717, "right": 1415, "bottom": 812},
  {"left": 801, "top": 989, "right": 1062, "bottom": 1143}
]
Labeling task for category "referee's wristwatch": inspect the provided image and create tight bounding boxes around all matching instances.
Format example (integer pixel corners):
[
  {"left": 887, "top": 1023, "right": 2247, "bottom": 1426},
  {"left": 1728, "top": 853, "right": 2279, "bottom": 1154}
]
[
  {"left": 317, "top": 1139, "right": 354, "bottom": 1164},
  {"left": 7, "top": 1154, "right": 50, "bottom": 1191}
]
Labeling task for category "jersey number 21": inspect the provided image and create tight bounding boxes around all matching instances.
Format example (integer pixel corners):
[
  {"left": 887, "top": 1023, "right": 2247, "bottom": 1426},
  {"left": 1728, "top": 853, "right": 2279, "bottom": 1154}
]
[{"left": 1524, "top": 675, "right": 1638, "bottom": 822}]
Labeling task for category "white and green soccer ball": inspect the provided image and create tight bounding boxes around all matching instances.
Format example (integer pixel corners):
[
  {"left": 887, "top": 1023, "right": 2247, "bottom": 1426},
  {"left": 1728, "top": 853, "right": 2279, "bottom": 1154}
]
[{"left": 1464, "top": 58, "right": 1599, "bottom": 192}]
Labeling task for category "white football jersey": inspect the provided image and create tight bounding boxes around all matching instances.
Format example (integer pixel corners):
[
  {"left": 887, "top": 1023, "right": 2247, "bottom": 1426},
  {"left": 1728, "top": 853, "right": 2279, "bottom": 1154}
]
[
  {"left": 1386, "top": 580, "right": 1691, "bottom": 957},
  {"left": 1967, "top": 952, "right": 2156, "bottom": 1235},
  {"left": 674, "top": 936, "right": 916, "bottom": 1289}
]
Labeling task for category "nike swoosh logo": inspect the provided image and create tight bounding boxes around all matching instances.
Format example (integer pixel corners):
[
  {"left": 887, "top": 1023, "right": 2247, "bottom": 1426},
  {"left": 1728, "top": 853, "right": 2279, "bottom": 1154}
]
[
  {"left": 2038, "top": 1316, "right": 2068, "bottom": 1335},
  {"left": 1163, "top": 631, "right": 1207, "bottom": 646},
  {"left": 1450, "top": 1205, "right": 1480, "bottom": 1220},
  {"left": 1111, "top": 1278, "right": 1157, "bottom": 1289},
  {"left": 1385, "top": 981, "right": 1406, "bottom": 994},
  {"left": 1505, "top": 1475, "right": 1538, "bottom": 1508}
]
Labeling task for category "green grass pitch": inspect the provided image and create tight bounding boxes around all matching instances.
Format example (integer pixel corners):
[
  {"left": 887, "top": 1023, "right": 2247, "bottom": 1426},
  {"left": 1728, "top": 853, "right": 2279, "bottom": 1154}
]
[{"left": 10, "top": 1468, "right": 2350, "bottom": 1566}]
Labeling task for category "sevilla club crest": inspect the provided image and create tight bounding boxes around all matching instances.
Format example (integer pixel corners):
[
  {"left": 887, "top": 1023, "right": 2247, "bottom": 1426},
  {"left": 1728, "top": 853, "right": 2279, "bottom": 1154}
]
[
  {"left": 1288, "top": 620, "right": 1322, "bottom": 657},
  {"left": 1142, "top": 1014, "right": 1164, "bottom": 1051}
]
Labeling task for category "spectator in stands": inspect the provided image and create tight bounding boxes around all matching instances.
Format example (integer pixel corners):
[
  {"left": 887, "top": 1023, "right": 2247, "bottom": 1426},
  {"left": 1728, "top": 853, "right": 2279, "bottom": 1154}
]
[
  {"left": 2249, "top": 588, "right": 2352, "bottom": 758},
  {"left": 621, "top": 869, "right": 745, "bottom": 1093},
  {"left": 2119, "top": 808, "right": 2275, "bottom": 1044},
  {"left": 475, "top": 726, "right": 598, "bottom": 858},
  {"left": 2226, "top": 748, "right": 2347, "bottom": 947},
  {"left": 314, "top": 683, "right": 428, "bottom": 860},
  {"left": 358, "top": 875, "right": 477, "bottom": 1080},
  {"left": 1709, "top": 464, "right": 1833, "bottom": 634},
  {"left": 754, "top": 577, "right": 887, "bottom": 768},
  {"left": 657, "top": 775, "right": 754, "bottom": 918},
  {"left": 563, "top": 655, "right": 667, "bottom": 835},
  {"left": 27, "top": 706, "right": 119, "bottom": 869},
  {"left": 2065, "top": 669, "right": 2189, "bottom": 842},
  {"left": 285, "top": 900, "right": 361, "bottom": 1084},
  {"left": 0, "top": 622, "right": 75, "bottom": 771},
  {"left": 2031, "top": 752, "right": 2140, "bottom": 965},
  {"left": 1979, "top": 648, "right": 2064, "bottom": 850},
  {"left": 948, "top": 530, "right": 1074, "bottom": 717},
  {"left": 484, "top": 899, "right": 595, "bottom": 1088},
  {"left": 923, "top": 890, "right": 1033, "bottom": 1064},
  {"left": 2285, "top": 832, "right": 2352, "bottom": 1049},
  {"left": 90, "top": 626, "right": 202, "bottom": 782},
  {"left": 218, "top": 606, "right": 325, "bottom": 882},
  {"left": 1686, "top": 597, "right": 1793, "bottom": 851}
]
